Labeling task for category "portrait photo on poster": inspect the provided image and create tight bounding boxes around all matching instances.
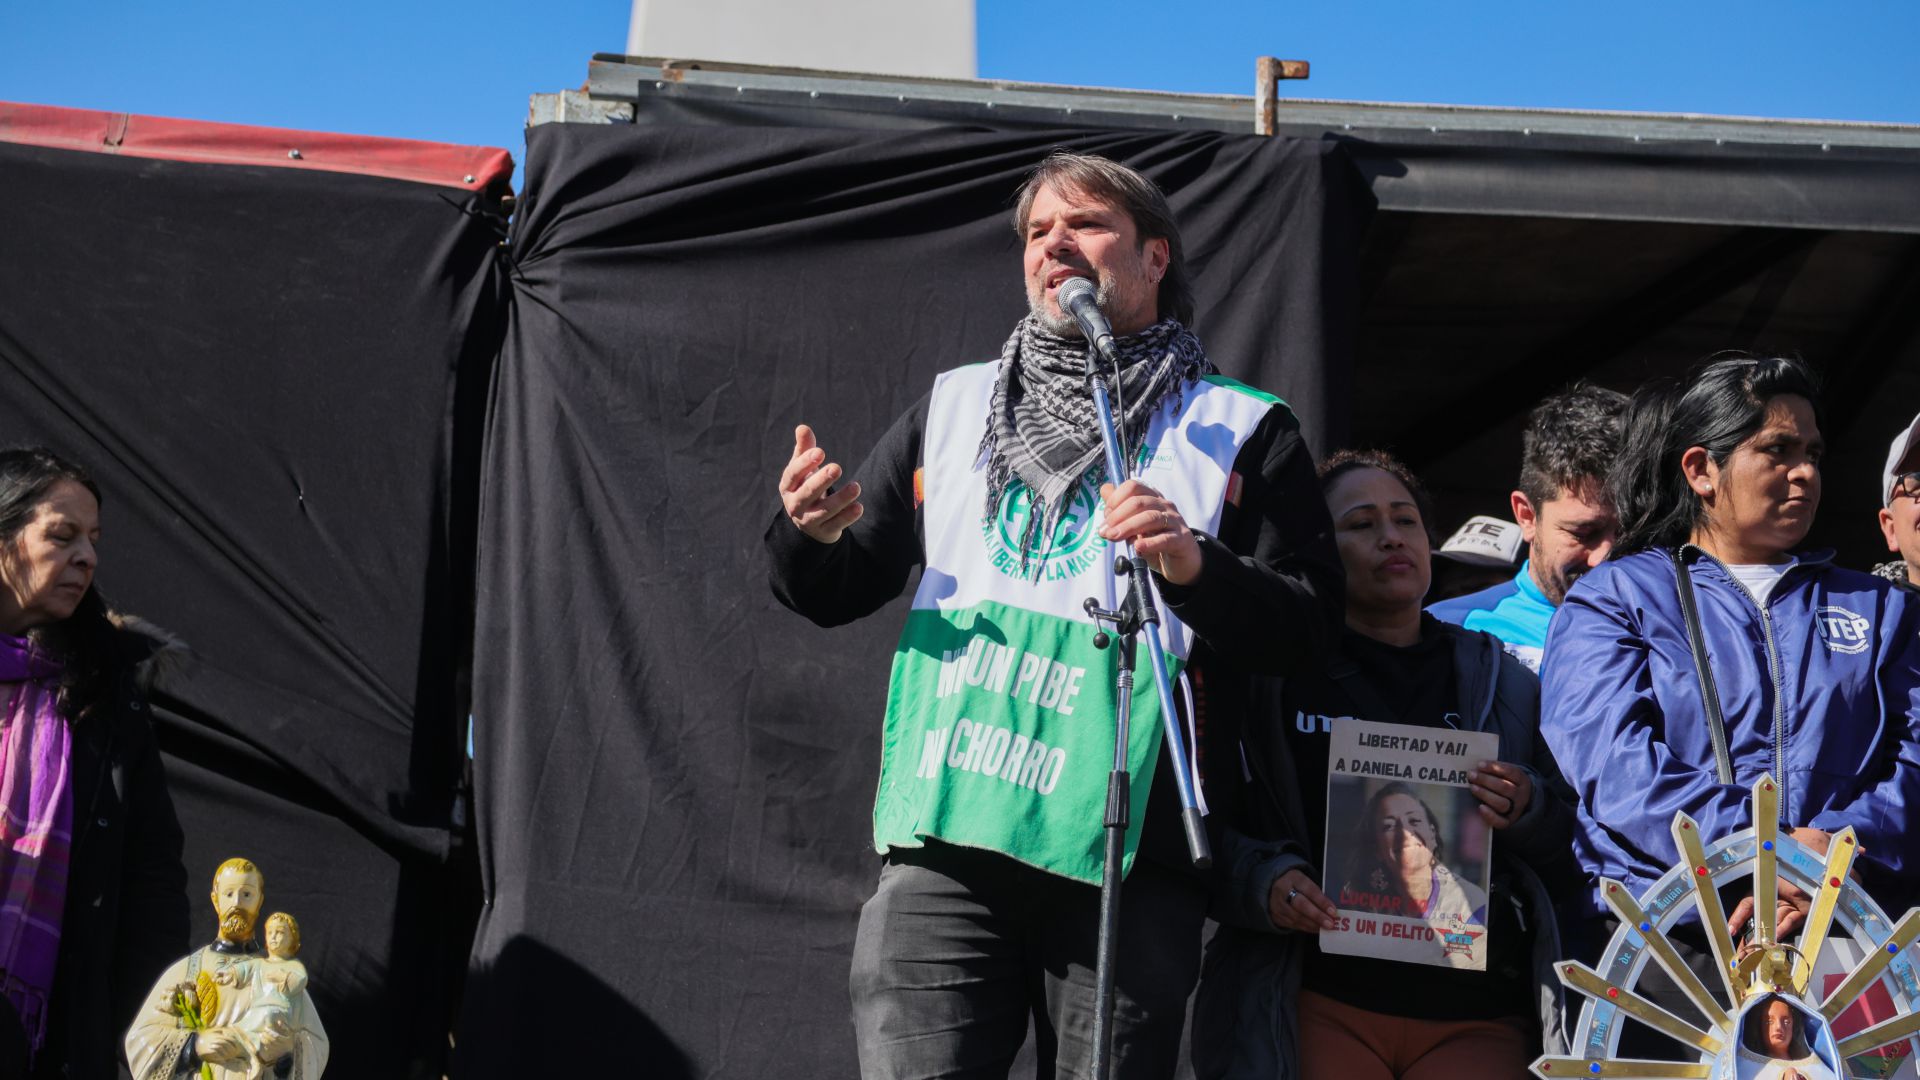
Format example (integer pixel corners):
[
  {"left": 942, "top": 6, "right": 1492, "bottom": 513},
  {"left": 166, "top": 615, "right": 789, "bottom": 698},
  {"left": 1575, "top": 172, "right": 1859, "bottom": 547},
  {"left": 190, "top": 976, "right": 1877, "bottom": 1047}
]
[{"left": 1318, "top": 718, "right": 1499, "bottom": 972}]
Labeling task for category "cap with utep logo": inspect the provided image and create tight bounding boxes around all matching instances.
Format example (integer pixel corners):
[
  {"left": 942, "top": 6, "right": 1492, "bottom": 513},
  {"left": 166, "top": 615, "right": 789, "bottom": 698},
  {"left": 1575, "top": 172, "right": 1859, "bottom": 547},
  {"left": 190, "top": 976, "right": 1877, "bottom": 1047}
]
[{"left": 1435, "top": 515, "right": 1524, "bottom": 568}]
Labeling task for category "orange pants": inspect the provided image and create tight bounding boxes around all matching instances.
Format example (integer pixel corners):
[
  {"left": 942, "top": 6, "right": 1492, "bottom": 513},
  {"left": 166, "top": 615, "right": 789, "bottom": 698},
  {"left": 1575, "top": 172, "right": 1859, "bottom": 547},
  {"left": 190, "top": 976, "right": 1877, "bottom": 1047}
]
[{"left": 1298, "top": 989, "right": 1532, "bottom": 1080}]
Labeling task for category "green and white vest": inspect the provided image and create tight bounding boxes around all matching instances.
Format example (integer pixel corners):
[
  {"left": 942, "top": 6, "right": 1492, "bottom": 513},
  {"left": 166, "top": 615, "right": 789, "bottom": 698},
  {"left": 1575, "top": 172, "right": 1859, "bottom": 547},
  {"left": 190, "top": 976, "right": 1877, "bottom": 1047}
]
[{"left": 873, "top": 362, "right": 1282, "bottom": 884}]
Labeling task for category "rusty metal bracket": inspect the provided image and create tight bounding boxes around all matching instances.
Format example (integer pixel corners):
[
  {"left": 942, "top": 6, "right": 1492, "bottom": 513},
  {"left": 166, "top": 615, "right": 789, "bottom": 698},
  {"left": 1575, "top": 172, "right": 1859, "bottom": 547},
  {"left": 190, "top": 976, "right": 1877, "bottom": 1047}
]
[{"left": 1255, "top": 56, "right": 1310, "bottom": 135}]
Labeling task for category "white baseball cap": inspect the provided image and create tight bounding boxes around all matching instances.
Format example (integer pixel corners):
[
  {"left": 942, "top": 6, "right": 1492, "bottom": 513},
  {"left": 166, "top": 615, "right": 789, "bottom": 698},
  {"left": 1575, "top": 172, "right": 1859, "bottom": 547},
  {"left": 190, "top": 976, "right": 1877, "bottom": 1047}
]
[
  {"left": 1435, "top": 515, "right": 1524, "bottom": 568},
  {"left": 1884, "top": 410, "right": 1920, "bottom": 506}
]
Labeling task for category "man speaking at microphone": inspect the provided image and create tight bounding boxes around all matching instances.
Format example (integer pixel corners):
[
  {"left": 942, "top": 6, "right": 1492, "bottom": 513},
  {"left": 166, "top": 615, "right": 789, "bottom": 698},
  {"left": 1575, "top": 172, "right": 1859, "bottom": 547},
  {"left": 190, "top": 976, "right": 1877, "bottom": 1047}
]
[{"left": 766, "top": 150, "right": 1340, "bottom": 1079}]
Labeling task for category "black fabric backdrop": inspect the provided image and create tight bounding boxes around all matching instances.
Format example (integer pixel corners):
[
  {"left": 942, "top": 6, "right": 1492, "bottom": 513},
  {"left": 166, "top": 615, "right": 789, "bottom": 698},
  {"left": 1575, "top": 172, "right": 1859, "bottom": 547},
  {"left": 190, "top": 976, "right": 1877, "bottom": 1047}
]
[
  {"left": 597, "top": 72, "right": 1920, "bottom": 235},
  {"left": 580, "top": 75, "right": 1920, "bottom": 573},
  {"left": 0, "top": 139, "right": 504, "bottom": 1076},
  {"left": 7, "top": 87, "right": 1917, "bottom": 1078},
  {"left": 459, "top": 120, "right": 1371, "bottom": 1075}
]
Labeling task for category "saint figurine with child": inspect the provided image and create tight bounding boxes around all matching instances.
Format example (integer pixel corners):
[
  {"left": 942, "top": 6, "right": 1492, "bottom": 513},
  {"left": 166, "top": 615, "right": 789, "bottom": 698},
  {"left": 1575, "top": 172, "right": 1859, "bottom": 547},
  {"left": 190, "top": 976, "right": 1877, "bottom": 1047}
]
[{"left": 124, "top": 858, "right": 329, "bottom": 1079}]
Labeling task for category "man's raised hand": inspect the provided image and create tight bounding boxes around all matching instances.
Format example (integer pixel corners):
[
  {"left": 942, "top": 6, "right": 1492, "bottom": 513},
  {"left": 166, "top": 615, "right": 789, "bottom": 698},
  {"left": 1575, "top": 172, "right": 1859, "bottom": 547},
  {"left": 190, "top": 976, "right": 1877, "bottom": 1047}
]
[{"left": 780, "top": 424, "right": 864, "bottom": 544}]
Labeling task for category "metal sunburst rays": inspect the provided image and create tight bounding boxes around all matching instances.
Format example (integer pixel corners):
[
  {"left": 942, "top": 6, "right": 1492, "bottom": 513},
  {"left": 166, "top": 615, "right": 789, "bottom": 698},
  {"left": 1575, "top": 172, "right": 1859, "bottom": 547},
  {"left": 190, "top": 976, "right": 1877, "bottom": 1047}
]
[{"left": 1533, "top": 777, "right": 1920, "bottom": 1080}]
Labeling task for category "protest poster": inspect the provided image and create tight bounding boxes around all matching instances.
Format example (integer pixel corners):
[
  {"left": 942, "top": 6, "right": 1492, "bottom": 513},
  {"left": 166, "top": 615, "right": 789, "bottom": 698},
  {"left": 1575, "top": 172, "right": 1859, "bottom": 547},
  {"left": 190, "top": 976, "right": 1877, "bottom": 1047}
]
[{"left": 1318, "top": 718, "right": 1499, "bottom": 971}]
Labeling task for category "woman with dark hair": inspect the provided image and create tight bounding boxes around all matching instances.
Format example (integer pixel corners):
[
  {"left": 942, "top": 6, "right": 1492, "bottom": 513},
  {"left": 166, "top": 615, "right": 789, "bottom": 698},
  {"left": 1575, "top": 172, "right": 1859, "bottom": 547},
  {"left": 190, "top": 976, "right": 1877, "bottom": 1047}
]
[
  {"left": 1336, "top": 781, "right": 1488, "bottom": 926},
  {"left": 1195, "top": 449, "right": 1579, "bottom": 1080},
  {"left": 0, "top": 447, "right": 188, "bottom": 1077},
  {"left": 1542, "top": 355, "right": 1920, "bottom": 1028}
]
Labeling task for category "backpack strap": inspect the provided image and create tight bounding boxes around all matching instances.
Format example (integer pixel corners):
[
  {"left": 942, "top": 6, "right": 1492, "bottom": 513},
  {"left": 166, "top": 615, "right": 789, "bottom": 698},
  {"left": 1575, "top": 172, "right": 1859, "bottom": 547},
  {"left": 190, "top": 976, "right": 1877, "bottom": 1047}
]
[{"left": 1671, "top": 548, "right": 1736, "bottom": 785}]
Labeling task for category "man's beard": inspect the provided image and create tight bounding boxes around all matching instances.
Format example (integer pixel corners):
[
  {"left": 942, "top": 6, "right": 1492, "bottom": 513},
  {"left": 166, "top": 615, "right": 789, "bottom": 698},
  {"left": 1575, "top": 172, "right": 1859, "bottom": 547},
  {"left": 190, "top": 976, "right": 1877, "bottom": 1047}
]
[
  {"left": 219, "top": 907, "right": 257, "bottom": 943},
  {"left": 1541, "top": 561, "right": 1584, "bottom": 607},
  {"left": 1026, "top": 270, "right": 1124, "bottom": 338}
]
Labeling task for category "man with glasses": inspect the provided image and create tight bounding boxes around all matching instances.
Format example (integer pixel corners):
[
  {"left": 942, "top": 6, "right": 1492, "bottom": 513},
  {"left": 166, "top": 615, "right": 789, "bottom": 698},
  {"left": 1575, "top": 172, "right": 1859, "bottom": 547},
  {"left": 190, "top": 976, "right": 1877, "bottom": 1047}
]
[{"left": 1877, "top": 411, "right": 1920, "bottom": 592}]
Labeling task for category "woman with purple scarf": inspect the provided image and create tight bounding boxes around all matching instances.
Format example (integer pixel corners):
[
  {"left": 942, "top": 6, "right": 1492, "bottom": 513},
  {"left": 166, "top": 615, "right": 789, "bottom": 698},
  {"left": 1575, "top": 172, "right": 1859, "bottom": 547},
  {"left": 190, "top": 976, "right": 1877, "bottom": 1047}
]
[{"left": 0, "top": 448, "right": 188, "bottom": 1077}]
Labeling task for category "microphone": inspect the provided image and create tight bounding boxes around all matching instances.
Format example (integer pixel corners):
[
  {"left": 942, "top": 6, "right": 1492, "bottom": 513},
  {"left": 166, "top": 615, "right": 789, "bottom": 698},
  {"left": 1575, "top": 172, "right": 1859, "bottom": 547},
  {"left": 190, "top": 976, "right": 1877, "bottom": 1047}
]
[{"left": 1056, "top": 277, "right": 1121, "bottom": 367}]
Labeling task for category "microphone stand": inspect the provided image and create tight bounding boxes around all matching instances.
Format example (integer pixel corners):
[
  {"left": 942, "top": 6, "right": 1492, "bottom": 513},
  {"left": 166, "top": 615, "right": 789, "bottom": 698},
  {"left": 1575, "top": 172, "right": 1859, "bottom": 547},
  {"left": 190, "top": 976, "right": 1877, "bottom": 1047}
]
[{"left": 1078, "top": 339, "right": 1212, "bottom": 1080}]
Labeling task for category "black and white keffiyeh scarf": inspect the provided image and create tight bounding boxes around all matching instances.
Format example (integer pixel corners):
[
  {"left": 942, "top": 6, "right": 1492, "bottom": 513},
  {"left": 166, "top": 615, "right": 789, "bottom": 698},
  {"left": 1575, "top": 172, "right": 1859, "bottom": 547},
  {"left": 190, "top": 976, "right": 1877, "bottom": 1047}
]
[{"left": 979, "top": 315, "right": 1214, "bottom": 573}]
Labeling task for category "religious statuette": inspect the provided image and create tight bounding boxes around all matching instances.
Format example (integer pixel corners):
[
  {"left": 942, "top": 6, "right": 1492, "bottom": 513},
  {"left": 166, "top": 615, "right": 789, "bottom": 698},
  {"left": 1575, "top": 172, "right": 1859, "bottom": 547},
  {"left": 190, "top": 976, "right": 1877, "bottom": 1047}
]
[
  {"left": 124, "top": 858, "right": 330, "bottom": 1079},
  {"left": 1533, "top": 777, "right": 1920, "bottom": 1080}
]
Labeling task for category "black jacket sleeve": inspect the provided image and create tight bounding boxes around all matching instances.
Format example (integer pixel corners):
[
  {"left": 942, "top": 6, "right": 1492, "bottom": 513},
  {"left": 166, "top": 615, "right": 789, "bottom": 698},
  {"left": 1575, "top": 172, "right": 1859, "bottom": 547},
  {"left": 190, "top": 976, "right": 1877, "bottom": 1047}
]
[
  {"left": 108, "top": 647, "right": 192, "bottom": 1037},
  {"left": 1158, "top": 403, "right": 1343, "bottom": 675},
  {"left": 766, "top": 392, "right": 929, "bottom": 626},
  {"left": 110, "top": 712, "right": 191, "bottom": 1023},
  {"left": 1484, "top": 648, "right": 1584, "bottom": 897}
]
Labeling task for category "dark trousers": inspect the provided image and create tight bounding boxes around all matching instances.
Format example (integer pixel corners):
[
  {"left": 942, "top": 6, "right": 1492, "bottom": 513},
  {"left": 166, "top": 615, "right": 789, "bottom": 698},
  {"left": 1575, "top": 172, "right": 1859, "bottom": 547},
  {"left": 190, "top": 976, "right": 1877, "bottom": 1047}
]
[{"left": 849, "top": 842, "right": 1207, "bottom": 1080}]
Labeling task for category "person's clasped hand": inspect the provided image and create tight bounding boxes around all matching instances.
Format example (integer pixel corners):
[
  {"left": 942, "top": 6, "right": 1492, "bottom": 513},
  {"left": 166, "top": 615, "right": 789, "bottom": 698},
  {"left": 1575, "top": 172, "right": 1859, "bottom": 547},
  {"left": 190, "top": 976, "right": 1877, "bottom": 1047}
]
[
  {"left": 194, "top": 1028, "right": 247, "bottom": 1065},
  {"left": 1727, "top": 828, "right": 1834, "bottom": 941},
  {"left": 254, "top": 1017, "right": 295, "bottom": 1063},
  {"left": 1267, "top": 868, "right": 1339, "bottom": 933},
  {"left": 1467, "top": 760, "right": 1533, "bottom": 829},
  {"left": 1098, "top": 479, "right": 1201, "bottom": 585}
]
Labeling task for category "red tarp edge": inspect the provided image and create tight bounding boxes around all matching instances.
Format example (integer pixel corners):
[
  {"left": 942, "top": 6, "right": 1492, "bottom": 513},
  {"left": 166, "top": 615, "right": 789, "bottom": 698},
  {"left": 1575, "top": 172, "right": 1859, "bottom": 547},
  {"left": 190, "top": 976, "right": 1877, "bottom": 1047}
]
[{"left": 0, "top": 101, "right": 513, "bottom": 192}]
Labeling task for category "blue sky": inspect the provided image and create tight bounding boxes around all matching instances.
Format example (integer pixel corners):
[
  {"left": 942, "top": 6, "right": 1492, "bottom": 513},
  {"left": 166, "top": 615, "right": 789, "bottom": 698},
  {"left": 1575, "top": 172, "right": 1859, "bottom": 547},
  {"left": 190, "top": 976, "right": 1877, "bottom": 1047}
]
[
  {"left": 982, "top": 1, "right": 1920, "bottom": 124},
  {"left": 4, "top": 1, "right": 1917, "bottom": 186}
]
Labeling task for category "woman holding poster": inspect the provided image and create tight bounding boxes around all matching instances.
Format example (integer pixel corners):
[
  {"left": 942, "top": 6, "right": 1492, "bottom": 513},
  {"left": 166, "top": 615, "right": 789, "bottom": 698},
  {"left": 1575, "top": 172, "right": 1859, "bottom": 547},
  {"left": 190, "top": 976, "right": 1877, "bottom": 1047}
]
[{"left": 1192, "top": 449, "right": 1580, "bottom": 1080}]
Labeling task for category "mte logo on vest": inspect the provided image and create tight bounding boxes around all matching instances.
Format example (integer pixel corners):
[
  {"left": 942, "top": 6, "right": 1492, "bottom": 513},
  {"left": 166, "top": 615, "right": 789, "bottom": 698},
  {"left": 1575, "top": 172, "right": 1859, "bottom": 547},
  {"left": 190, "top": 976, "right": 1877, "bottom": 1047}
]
[
  {"left": 983, "top": 476, "right": 1107, "bottom": 582},
  {"left": 879, "top": 367, "right": 1266, "bottom": 882},
  {"left": 981, "top": 443, "right": 1161, "bottom": 583},
  {"left": 1817, "top": 605, "right": 1872, "bottom": 655}
]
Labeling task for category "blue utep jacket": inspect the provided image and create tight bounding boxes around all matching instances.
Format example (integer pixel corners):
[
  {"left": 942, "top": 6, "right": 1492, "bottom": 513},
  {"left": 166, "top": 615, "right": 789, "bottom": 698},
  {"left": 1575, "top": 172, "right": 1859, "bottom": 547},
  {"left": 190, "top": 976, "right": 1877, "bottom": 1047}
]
[
  {"left": 1541, "top": 546, "right": 1920, "bottom": 915},
  {"left": 1429, "top": 561, "right": 1555, "bottom": 673}
]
